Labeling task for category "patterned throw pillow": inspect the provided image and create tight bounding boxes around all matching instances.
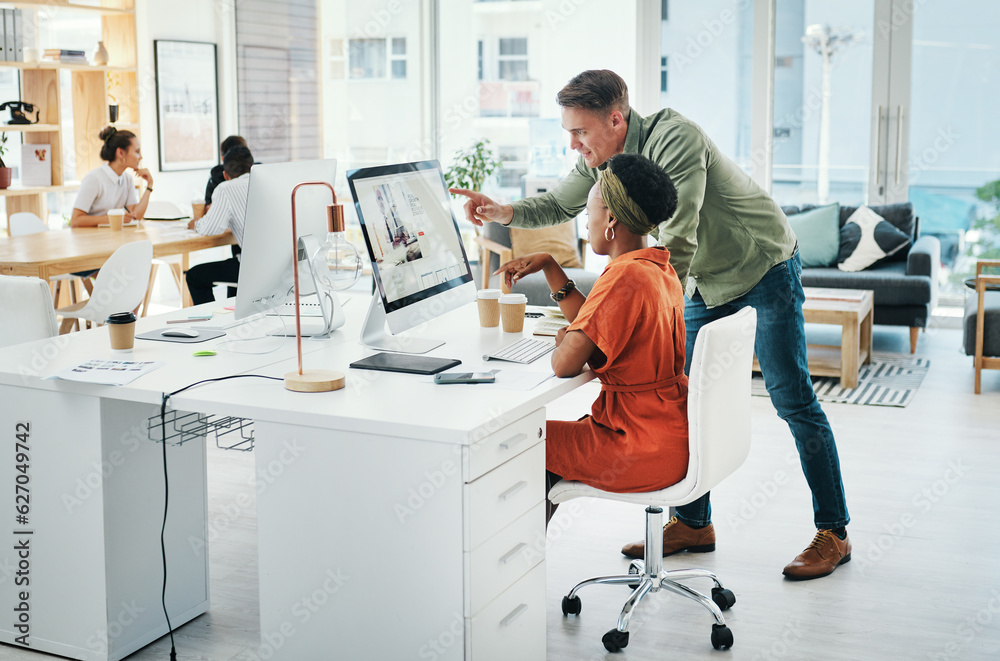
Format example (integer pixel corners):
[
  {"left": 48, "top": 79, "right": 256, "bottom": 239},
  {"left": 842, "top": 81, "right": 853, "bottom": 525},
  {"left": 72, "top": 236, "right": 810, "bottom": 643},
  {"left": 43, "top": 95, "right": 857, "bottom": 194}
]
[{"left": 837, "top": 206, "right": 911, "bottom": 272}]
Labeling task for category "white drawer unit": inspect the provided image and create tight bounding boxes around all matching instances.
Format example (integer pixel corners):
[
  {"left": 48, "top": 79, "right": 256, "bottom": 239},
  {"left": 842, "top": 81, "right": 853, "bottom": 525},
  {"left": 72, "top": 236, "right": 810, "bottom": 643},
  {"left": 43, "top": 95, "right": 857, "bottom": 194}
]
[
  {"left": 464, "top": 442, "right": 546, "bottom": 550},
  {"left": 465, "top": 503, "right": 545, "bottom": 616},
  {"left": 465, "top": 408, "right": 545, "bottom": 481},
  {"left": 467, "top": 563, "right": 547, "bottom": 661}
]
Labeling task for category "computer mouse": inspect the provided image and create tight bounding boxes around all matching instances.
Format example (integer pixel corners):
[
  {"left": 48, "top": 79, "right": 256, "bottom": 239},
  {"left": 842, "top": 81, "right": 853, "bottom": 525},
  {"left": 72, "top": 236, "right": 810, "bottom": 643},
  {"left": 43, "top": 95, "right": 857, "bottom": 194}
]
[{"left": 161, "top": 328, "right": 200, "bottom": 338}]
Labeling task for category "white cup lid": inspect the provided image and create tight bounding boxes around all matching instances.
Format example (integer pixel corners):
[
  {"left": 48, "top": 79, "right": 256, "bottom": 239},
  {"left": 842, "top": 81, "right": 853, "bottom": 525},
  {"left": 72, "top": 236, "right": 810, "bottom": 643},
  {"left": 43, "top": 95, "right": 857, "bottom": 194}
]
[
  {"left": 499, "top": 293, "right": 527, "bottom": 304},
  {"left": 478, "top": 289, "right": 501, "bottom": 299}
]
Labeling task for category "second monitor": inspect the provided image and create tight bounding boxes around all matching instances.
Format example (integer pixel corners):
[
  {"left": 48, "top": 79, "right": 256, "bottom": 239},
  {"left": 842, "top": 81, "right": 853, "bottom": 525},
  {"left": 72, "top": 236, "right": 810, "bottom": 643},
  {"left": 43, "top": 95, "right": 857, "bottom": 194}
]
[{"left": 347, "top": 160, "right": 476, "bottom": 353}]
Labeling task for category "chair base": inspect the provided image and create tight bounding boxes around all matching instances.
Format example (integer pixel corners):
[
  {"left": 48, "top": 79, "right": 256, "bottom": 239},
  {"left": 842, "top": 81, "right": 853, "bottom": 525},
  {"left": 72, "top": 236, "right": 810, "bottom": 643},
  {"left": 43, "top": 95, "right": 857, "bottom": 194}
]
[{"left": 560, "top": 506, "right": 735, "bottom": 652}]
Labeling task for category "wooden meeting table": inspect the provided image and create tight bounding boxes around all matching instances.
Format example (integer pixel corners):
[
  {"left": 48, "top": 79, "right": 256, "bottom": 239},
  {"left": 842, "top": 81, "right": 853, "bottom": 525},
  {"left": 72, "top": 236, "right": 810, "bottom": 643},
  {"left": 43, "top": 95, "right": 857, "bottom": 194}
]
[{"left": 0, "top": 221, "right": 235, "bottom": 307}]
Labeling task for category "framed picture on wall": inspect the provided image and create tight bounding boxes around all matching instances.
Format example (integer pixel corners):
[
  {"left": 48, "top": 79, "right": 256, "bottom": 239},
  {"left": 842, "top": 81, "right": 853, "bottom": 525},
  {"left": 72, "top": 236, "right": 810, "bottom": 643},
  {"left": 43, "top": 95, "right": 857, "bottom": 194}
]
[{"left": 154, "top": 40, "right": 220, "bottom": 172}]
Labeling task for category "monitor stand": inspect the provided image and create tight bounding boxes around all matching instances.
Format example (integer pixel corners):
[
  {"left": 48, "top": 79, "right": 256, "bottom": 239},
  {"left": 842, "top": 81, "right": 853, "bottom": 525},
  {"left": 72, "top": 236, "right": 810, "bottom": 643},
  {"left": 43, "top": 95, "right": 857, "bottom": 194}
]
[
  {"left": 269, "top": 235, "right": 346, "bottom": 338},
  {"left": 361, "top": 293, "right": 443, "bottom": 354}
]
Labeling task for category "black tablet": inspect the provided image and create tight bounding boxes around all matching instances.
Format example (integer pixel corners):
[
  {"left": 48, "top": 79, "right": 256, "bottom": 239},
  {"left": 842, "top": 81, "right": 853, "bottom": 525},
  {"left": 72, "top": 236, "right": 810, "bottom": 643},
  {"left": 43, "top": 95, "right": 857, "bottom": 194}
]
[{"left": 349, "top": 352, "right": 461, "bottom": 375}]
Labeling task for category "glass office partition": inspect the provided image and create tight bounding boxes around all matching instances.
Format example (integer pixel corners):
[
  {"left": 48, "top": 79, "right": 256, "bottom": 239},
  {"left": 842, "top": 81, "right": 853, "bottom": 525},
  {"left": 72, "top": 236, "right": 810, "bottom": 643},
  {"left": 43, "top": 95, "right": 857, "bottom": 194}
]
[{"left": 908, "top": 0, "right": 1000, "bottom": 299}]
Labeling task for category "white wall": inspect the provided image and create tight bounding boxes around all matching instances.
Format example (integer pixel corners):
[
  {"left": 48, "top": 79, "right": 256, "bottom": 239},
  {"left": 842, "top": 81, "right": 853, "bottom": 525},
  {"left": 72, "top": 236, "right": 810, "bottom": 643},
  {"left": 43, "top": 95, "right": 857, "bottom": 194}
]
[{"left": 135, "top": 0, "right": 238, "bottom": 209}]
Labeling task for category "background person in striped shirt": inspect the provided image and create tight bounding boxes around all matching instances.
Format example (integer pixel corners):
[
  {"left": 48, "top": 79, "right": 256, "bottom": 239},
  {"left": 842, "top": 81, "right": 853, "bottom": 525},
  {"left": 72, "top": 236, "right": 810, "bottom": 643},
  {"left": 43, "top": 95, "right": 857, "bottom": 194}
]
[{"left": 185, "top": 146, "right": 254, "bottom": 305}]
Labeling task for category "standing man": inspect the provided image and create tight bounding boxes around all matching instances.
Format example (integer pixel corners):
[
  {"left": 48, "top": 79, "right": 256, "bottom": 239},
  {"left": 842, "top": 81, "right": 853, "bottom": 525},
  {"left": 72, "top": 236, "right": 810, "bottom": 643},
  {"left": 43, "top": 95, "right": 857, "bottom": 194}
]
[
  {"left": 451, "top": 70, "right": 850, "bottom": 580},
  {"left": 185, "top": 146, "right": 254, "bottom": 305}
]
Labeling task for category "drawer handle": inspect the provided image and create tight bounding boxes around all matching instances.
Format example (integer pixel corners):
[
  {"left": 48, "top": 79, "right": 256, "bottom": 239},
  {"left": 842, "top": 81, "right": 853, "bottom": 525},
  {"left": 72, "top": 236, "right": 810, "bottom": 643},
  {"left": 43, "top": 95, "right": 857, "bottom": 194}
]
[
  {"left": 498, "top": 432, "right": 528, "bottom": 450},
  {"left": 498, "top": 480, "right": 527, "bottom": 502},
  {"left": 499, "top": 542, "right": 527, "bottom": 565},
  {"left": 499, "top": 603, "right": 528, "bottom": 628}
]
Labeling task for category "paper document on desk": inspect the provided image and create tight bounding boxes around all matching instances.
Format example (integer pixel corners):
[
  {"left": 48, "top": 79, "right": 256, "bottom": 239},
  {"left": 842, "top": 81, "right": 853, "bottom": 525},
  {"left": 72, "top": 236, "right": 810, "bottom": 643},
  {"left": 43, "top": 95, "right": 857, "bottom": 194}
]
[{"left": 49, "top": 359, "right": 164, "bottom": 386}]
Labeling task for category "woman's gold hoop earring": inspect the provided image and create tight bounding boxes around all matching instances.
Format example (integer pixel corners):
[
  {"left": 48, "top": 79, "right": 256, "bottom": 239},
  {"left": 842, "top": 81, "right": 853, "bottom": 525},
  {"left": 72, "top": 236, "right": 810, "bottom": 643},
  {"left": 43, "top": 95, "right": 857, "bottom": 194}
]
[{"left": 604, "top": 226, "right": 615, "bottom": 242}]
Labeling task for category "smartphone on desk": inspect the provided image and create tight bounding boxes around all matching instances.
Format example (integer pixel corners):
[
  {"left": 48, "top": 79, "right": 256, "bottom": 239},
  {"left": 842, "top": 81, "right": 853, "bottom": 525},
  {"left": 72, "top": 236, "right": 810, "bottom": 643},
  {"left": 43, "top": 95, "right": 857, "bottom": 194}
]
[{"left": 434, "top": 371, "right": 496, "bottom": 385}]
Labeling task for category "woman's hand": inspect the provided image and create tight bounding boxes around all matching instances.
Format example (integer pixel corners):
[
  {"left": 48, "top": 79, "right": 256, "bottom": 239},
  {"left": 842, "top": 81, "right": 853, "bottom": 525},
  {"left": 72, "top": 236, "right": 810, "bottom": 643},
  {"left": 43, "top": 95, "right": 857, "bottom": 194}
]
[
  {"left": 124, "top": 209, "right": 136, "bottom": 222},
  {"left": 494, "top": 252, "right": 552, "bottom": 289},
  {"left": 135, "top": 168, "right": 154, "bottom": 189},
  {"left": 554, "top": 327, "right": 568, "bottom": 347}
]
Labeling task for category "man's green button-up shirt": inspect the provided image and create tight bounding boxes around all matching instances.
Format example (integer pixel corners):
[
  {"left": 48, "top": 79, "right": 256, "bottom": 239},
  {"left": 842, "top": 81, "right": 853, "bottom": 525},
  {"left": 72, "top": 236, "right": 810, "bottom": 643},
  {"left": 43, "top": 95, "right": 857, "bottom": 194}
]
[{"left": 509, "top": 107, "right": 796, "bottom": 308}]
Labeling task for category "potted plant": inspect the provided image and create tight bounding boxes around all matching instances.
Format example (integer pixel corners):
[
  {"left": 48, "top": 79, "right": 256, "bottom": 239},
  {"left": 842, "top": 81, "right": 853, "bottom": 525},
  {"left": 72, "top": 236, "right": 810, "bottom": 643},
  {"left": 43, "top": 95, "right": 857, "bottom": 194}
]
[
  {"left": 444, "top": 139, "right": 503, "bottom": 271},
  {"left": 444, "top": 139, "right": 502, "bottom": 195},
  {"left": 0, "top": 133, "right": 11, "bottom": 189}
]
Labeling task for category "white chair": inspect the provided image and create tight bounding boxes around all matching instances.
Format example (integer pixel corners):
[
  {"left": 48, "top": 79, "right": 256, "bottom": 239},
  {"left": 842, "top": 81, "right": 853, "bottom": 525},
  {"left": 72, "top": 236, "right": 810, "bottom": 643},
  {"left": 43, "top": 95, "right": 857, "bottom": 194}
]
[
  {"left": 140, "top": 201, "right": 190, "bottom": 315},
  {"left": 57, "top": 241, "right": 153, "bottom": 334},
  {"left": 549, "top": 306, "right": 757, "bottom": 653},
  {"left": 8, "top": 211, "right": 95, "bottom": 308},
  {"left": 0, "top": 275, "right": 58, "bottom": 348}
]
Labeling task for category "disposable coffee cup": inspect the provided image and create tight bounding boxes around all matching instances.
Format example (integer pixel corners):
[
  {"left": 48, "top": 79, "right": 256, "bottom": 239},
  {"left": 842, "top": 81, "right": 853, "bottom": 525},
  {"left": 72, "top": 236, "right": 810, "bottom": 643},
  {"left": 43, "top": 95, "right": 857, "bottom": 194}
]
[
  {"left": 106, "top": 312, "right": 136, "bottom": 352},
  {"left": 499, "top": 293, "right": 527, "bottom": 333},
  {"left": 192, "top": 200, "right": 206, "bottom": 220},
  {"left": 477, "top": 289, "right": 501, "bottom": 328},
  {"left": 107, "top": 209, "right": 125, "bottom": 231}
]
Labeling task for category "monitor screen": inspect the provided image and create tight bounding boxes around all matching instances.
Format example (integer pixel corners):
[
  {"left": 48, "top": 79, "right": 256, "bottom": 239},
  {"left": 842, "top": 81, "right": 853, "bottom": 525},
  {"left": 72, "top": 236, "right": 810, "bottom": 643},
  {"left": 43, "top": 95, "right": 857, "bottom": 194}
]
[{"left": 347, "top": 160, "right": 473, "bottom": 315}]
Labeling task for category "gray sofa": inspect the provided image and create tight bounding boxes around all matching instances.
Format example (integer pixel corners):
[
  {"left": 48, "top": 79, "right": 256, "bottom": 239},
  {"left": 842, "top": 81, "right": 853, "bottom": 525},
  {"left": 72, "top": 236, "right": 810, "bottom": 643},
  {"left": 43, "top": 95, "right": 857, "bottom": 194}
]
[{"left": 784, "top": 202, "right": 940, "bottom": 353}]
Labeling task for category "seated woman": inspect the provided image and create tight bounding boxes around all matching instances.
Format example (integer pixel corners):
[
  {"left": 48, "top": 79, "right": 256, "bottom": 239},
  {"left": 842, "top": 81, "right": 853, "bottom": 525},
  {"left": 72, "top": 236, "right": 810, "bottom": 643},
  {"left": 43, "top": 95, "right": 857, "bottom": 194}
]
[
  {"left": 71, "top": 127, "right": 153, "bottom": 228},
  {"left": 494, "top": 153, "right": 682, "bottom": 524}
]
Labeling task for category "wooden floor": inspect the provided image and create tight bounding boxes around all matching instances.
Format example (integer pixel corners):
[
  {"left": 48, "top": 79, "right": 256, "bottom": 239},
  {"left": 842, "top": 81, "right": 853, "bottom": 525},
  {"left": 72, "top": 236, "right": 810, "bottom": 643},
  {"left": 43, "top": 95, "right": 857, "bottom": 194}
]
[{"left": 3, "top": 322, "right": 999, "bottom": 661}]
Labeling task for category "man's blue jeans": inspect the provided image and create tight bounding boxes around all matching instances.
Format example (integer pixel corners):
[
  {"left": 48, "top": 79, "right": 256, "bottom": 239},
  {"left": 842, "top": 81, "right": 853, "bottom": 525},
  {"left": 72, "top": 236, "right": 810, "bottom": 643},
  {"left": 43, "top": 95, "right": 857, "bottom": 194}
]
[{"left": 674, "top": 253, "right": 850, "bottom": 530}]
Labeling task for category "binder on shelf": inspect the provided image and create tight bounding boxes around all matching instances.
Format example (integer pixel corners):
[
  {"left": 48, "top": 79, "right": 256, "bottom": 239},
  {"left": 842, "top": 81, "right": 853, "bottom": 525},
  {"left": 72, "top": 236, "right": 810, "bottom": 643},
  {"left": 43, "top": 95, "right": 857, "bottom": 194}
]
[
  {"left": 0, "top": 10, "right": 8, "bottom": 63},
  {"left": 3, "top": 9, "right": 13, "bottom": 62},
  {"left": 12, "top": 10, "right": 22, "bottom": 63}
]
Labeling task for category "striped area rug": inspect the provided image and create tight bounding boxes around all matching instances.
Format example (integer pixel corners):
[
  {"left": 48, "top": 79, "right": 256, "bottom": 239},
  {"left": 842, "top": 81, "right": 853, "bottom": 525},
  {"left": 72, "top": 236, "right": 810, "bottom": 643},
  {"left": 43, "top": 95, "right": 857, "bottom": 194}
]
[{"left": 752, "top": 353, "right": 931, "bottom": 407}]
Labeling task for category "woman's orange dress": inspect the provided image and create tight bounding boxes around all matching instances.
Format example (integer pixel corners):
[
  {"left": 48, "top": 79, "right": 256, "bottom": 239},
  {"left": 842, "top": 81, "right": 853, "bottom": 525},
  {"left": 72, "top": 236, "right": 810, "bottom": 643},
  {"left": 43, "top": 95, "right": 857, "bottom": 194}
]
[{"left": 547, "top": 246, "right": 688, "bottom": 493}]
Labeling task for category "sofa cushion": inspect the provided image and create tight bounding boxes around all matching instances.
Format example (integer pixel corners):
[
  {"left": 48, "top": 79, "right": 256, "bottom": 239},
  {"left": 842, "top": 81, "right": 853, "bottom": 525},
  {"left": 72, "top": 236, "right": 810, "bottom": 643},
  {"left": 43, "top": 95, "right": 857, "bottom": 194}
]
[
  {"left": 800, "top": 262, "right": 932, "bottom": 307},
  {"left": 837, "top": 206, "right": 911, "bottom": 272},
  {"left": 509, "top": 224, "right": 583, "bottom": 269},
  {"left": 787, "top": 203, "right": 840, "bottom": 268},
  {"left": 963, "top": 290, "right": 1000, "bottom": 357},
  {"left": 841, "top": 202, "right": 916, "bottom": 264}
]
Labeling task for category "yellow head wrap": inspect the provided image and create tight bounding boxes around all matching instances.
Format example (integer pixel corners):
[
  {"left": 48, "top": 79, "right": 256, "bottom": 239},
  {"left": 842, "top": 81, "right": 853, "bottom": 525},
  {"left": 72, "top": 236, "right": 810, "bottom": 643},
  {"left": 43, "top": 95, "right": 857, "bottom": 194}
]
[{"left": 598, "top": 165, "right": 656, "bottom": 236}]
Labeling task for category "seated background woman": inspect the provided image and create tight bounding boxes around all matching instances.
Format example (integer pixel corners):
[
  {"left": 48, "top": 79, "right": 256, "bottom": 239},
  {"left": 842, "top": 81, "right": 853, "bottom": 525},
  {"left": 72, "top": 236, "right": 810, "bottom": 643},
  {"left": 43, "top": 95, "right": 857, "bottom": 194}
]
[
  {"left": 494, "top": 153, "right": 681, "bottom": 523},
  {"left": 71, "top": 127, "right": 153, "bottom": 228}
]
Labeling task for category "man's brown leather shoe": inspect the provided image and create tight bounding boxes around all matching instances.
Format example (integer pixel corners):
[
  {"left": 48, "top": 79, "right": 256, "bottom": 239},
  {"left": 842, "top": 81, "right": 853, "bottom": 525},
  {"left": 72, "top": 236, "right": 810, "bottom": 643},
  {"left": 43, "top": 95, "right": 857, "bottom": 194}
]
[
  {"left": 782, "top": 529, "right": 851, "bottom": 580},
  {"left": 620, "top": 516, "right": 716, "bottom": 560}
]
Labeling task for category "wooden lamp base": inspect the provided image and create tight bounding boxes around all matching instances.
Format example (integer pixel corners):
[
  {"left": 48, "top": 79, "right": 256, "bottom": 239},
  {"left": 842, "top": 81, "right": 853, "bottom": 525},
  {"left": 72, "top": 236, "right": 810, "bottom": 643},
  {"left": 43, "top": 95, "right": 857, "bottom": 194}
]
[{"left": 284, "top": 369, "right": 346, "bottom": 393}]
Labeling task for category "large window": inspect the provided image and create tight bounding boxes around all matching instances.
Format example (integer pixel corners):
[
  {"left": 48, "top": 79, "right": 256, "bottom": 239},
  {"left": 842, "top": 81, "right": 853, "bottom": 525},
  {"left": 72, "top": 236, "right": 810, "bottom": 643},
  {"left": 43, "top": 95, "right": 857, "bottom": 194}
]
[{"left": 346, "top": 37, "right": 407, "bottom": 80}]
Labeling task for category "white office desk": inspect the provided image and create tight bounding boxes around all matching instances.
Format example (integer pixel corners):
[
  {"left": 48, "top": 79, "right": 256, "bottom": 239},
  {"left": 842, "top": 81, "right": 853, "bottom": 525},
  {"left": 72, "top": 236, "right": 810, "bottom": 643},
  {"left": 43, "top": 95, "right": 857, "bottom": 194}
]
[{"left": 0, "top": 294, "right": 594, "bottom": 660}]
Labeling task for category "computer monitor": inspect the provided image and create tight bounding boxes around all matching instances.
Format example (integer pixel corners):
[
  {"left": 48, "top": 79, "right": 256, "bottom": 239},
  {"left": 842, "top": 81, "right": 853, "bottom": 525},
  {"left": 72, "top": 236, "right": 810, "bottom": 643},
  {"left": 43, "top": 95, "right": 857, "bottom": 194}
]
[
  {"left": 347, "top": 160, "right": 476, "bottom": 353},
  {"left": 235, "top": 159, "right": 345, "bottom": 336}
]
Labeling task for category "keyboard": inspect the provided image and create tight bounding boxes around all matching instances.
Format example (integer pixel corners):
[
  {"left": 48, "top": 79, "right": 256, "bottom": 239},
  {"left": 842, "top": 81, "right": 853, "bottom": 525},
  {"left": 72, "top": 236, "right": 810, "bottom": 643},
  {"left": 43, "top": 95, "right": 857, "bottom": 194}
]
[{"left": 484, "top": 337, "right": 555, "bottom": 364}]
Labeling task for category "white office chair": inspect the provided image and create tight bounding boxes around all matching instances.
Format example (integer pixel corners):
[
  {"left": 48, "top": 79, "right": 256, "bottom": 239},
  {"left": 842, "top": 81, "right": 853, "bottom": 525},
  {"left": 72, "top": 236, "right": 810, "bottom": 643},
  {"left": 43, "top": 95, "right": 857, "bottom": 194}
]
[
  {"left": 8, "top": 211, "right": 95, "bottom": 309},
  {"left": 549, "top": 306, "right": 757, "bottom": 653},
  {"left": 140, "top": 201, "right": 191, "bottom": 315},
  {"left": 57, "top": 241, "right": 153, "bottom": 334},
  {"left": 0, "top": 274, "right": 59, "bottom": 348}
]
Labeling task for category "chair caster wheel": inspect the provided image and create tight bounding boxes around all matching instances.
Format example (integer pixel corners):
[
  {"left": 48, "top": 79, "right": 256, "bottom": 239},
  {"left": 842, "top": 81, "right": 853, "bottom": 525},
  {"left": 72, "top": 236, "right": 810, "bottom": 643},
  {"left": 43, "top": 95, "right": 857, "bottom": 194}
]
[
  {"left": 561, "top": 595, "right": 582, "bottom": 616},
  {"left": 712, "top": 587, "right": 736, "bottom": 610},
  {"left": 602, "top": 628, "right": 629, "bottom": 652},
  {"left": 711, "top": 624, "right": 734, "bottom": 650},
  {"left": 627, "top": 563, "right": 641, "bottom": 590}
]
